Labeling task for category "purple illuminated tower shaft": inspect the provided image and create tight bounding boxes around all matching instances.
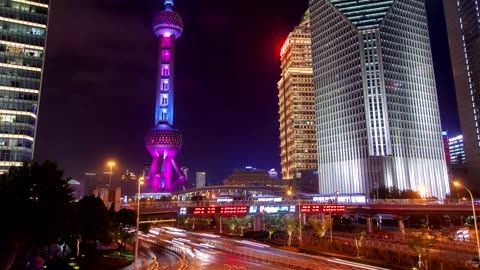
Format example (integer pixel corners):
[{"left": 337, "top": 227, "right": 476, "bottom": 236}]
[{"left": 145, "top": 0, "right": 186, "bottom": 192}]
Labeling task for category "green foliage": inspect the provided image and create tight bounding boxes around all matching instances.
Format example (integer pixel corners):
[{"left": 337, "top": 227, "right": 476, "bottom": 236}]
[
  {"left": 369, "top": 185, "right": 421, "bottom": 199},
  {"left": 112, "top": 209, "right": 136, "bottom": 255},
  {"left": 73, "top": 195, "right": 114, "bottom": 256},
  {"left": 283, "top": 214, "right": 297, "bottom": 246},
  {"left": 405, "top": 226, "right": 439, "bottom": 269},
  {"left": 0, "top": 161, "right": 75, "bottom": 269},
  {"left": 309, "top": 215, "right": 331, "bottom": 239},
  {"left": 262, "top": 213, "right": 283, "bottom": 240}
]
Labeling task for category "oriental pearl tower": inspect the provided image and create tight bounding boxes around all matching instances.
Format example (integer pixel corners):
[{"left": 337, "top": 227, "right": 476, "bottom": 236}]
[{"left": 145, "top": 0, "right": 186, "bottom": 192}]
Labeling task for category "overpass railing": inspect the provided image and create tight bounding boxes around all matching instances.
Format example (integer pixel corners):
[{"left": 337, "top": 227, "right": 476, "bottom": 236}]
[{"left": 122, "top": 198, "right": 476, "bottom": 211}]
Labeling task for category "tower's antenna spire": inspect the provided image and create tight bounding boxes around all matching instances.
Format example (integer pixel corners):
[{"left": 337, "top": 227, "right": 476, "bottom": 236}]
[{"left": 164, "top": 0, "right": 173, "bottom": 11}]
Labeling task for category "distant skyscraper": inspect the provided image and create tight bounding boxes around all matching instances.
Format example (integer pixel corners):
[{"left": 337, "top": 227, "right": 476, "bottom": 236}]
[
  {"left": 444, "top": 0, "right": 480, "bottom": 187},
  {"left": 278, "top": 11, "right": 317, "bottom": 181},
  {"left": 449, "top": 135, "right": 466, "bottom": 165},
  {"left": 309, "top": 0, "right": 449, "bottom": 198},
  {"left": 0, "top": 1, "right": 49, "bottom": 172},
  {"left": 196, "top": 172, "right": 205, "bottom": 189}
]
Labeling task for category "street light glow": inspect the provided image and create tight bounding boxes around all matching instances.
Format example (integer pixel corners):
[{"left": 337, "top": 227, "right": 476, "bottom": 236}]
[{"left": 452, "top": 181, "right": 480, "bottom": 261}]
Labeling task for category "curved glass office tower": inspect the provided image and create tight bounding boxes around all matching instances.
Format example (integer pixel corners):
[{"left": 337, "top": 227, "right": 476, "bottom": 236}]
[
  {"left": 309, "top": 0, "right": 449, "bottom": 198},
  {"left": 0, "top": 0, "right": 49, "bottom": 172}
]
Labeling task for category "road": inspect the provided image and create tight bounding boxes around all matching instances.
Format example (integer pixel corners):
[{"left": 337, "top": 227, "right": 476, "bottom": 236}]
[{"left": 147, "top": 227, "right": 391, "bottom": 270}]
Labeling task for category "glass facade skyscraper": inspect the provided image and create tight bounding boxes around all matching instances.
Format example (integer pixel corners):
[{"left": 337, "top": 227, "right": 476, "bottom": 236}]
[
  {"left": 278, "top": 12, "right": 317, "bottom": 181},
  {"left": 0, "top": 0, "right": 48, "bottom": 172},
  {"left": 309, "top": 0, "right": 449, "bottom": 198},
  {"left": 444, "top": 0, "right": 480, "bottom": 188}
]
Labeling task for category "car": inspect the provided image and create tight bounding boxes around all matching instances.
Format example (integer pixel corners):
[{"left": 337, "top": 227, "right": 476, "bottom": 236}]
[{"left": 466, "top": 257, "right": 480, "bottom": 268}]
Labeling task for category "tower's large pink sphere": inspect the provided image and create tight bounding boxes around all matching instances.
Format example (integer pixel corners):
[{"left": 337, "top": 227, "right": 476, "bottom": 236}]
[
  {"left": 145, "top": 124, "right": 182, "bottom": 157},
  {"left": 153, "top": 10, "right": 183, "bottom": 38}
]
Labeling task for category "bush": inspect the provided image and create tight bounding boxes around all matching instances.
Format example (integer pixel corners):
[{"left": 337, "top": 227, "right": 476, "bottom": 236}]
[{"left": 243, "top": 231, "right": 269, "bottom": 240}]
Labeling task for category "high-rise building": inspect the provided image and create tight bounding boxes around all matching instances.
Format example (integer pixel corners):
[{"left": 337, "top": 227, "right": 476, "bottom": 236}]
[
  {"left": 309, "top": 0, "right": 449, "bottom": 198},
  {"left": 196, "top": 172, "right": 205, "bottom": 189},
  {"left": 223, "top": 167, "right": 274, "bottom": 187},
  {"left": 0, "top": 0, "right": 49, "bottom": 172},
  {"left": 444, "top": 0, "right": 480, "bottom": 187},
  {"left": 145, "top": 0, "right": 186, "bottom": 192},
  {"left": 278, "top": 11, "right": 317, "bottom": 181},
  {"left": 442, "top": 131, "right": 451, "bottom": 164},
  {"left": 449, "top": 135, "right": 466, "bottom": 165}
]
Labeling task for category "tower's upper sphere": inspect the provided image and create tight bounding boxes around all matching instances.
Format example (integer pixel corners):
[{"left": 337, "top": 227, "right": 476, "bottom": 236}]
[
  {"left": 153, "top": 10, "right": 183, "bottom": 38},
  {"left": 145, "top": 124, "right": 182, "bottom": 157}
]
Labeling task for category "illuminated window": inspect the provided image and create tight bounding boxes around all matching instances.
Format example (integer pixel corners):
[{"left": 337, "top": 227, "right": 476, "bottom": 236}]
[
  {"left": 162, "top": 80, "right": 168, "bottom": 90},
  {"left": 162, "top": 65, "right": 169, "bottom": 76},
  {"left": 160, "top": 109, "right": 168, "bottom": 121},
  {"left": 161, "top": 94, "right": 168, "bottom": 106}
]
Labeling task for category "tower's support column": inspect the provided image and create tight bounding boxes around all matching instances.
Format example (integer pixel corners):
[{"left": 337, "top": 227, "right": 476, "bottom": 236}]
[
  {"left": 163, "top": 155, "right": 173, "bottom": 191},
  {"left": 366, "top": 216, "right": 373, "bottom": 233},
  {"left": 149, "top": 156, "right": 159, "bottom": 192}
]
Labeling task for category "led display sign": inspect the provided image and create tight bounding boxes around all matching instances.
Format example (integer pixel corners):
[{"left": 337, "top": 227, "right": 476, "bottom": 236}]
[
  {"left": 300, "top": 205, "right": 346, "bottom": 213},
  {"left": 248, "top": 205, "right": 296, "bottom": 214},
  {"left": 178, "top": 206, "right": 248, "bottom": 215}
]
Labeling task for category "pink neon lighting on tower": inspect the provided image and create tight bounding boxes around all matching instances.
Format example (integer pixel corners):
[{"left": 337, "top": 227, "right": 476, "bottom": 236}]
[{"left": 145, "top": 0, "right": 186, "bottom": 192}]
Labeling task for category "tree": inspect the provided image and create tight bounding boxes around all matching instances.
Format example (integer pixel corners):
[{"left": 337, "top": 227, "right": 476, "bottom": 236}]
[
  {"left": 0, "top": 161, "right": 75, "bottom": 270},
  {"left": 309, "top": 215, "right": 331, "bottom": 239},
  {"left": 185, "top": 217, "right": 197, "bottom": 230},
  {"left": 112, "top": 209, "right": 136, "bottom": 255},
  {"left": 236, "top": 216, "right": 253, "bottom": 236},
  {"left": 283, "top": 215, "right": 297, "bottom": 246},
  {"left": 262, "top": 214, "right": 282, "bottom": 240},
  {"left": 224, "top": 217, "right": 237, "bottom": 234},
  {"left": 350, "top": 226, "right": 366, "bottom": 258},
  {"left": 72, "top": 195, "right": 113, "bottom": 257},
  {"left": 405, "top": 226, "right": 439, "bottom": 270}
]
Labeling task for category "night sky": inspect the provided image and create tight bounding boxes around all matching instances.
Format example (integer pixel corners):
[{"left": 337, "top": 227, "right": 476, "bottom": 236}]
[{"left": 33, "top": 0, "right": 460, "bottom": 186}]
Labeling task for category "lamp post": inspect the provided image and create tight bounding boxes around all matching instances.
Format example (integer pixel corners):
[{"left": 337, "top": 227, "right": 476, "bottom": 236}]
[
  {"left": 134, "top": 177, "right": 144, "bottom": 270},
  {"left": 287, "top": 190, "right": 302, "bottom": 247},
  {"left": 453, "top": 181, "right": 480, "bottom": 260},
  {"left": 107, "top": 161, "right": 115, "bottom": 187}
]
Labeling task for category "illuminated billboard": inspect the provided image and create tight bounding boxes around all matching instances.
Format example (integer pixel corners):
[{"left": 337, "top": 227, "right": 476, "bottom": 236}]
[
  {"left": 178, "top": 206, "right": 248, "bottom": 215},
  {"left": 300, "top": 205, "right": 346, "bottom": 213},
  {"left": 248, "top": 205, "right": 296, "bottom": 214}
]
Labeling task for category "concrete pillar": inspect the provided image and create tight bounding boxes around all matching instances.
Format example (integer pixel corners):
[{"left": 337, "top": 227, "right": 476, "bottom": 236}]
[
  {"left": 254, "top": 215, "right": 262, "bottom": 231},
  {"left": 366, "top": 216, "right": 373, "bottom": 233}
]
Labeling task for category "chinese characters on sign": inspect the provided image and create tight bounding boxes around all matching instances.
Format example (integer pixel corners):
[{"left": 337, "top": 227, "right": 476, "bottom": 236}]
[{"left": 300, "top": 205, "right": 346, "bottom": 213}]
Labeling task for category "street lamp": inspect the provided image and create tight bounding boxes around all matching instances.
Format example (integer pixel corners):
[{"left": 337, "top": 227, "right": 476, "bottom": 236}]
[
  {"left": 107, "top": 161, "right": 116, "bottom": 187},
  {"left": 287, "top": 189, "right": 302, "bottom": 247},
  {"left": 453, "top": 181, "right": 480, "bottom": 260},
  {"left": 134, "top": 177, "right": 144, "bottom": 270}
]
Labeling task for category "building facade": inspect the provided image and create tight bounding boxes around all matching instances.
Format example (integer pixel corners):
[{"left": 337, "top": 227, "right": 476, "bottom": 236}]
[
  {"left": 442, "top": 131, "right": 451, "bottom": 164},
  {"left": 223, "top": 167, "right": 276, "bottom": 187},
  {"left": 0, "top": 0, "right": 49, "bottom": 172},
  {"left": 449, "top": 135, "right": 466, "bottom": 165},
  {"left": 309, "top": 0, "right": 449, "bottom": 198},
  {"left": 196, "top": 171, "right": 205, "bottom": 189},
  {"left": 278, "top": 11, "right": 317, "bottom": 181},
  {"left": 444, "top": 0, "right": 480, "bottom": 188}
]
